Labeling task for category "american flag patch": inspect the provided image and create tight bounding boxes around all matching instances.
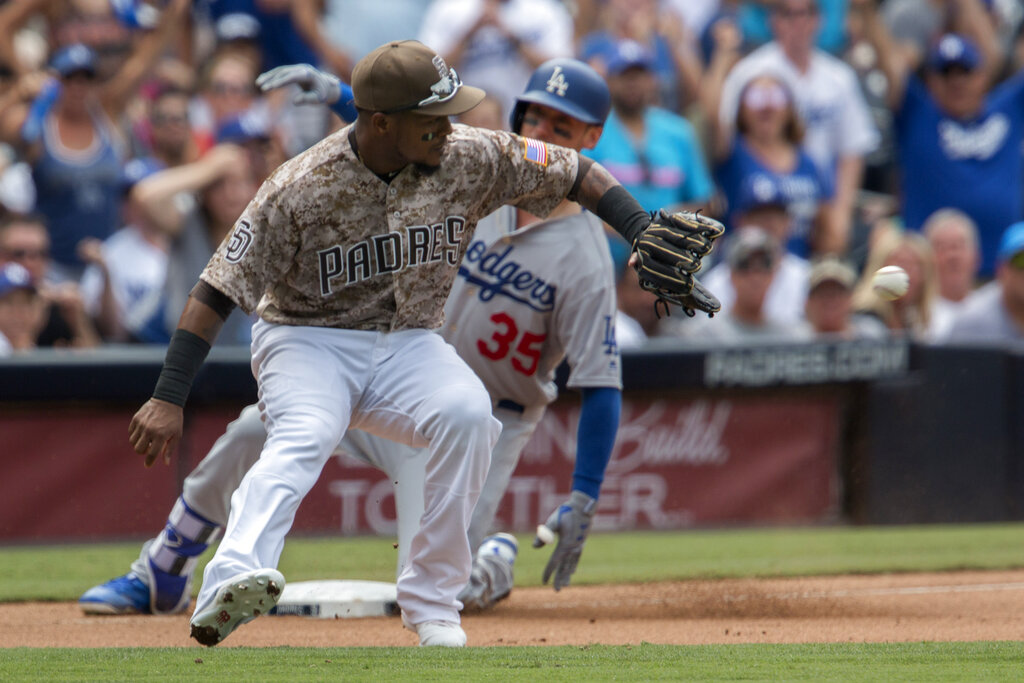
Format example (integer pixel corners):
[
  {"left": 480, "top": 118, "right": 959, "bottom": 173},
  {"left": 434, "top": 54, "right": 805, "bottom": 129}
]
[{"left": 523, "top": 138, "right": 548, "bottom": 166}]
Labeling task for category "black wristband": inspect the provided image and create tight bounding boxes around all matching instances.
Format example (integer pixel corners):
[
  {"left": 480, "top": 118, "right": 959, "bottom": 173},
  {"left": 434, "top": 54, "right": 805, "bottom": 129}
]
[
  {"left": 152, "top": 329, "right": 212, "bottom": 407},
  {"left": 594, "top": 185, "right": 650, "bottom": 247}
]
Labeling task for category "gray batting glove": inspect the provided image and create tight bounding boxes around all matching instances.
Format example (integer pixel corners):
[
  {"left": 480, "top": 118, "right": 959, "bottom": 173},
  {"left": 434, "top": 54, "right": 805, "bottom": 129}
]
[
  {"left": 533, "top": 490, "right": 596, "bottom": 591},
  {"left": 255, "top": 64, "right": 341, "bottom": 106}
]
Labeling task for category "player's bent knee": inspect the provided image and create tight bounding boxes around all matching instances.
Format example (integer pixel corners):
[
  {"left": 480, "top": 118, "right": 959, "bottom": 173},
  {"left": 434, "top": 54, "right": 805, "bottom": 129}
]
[
  {"left": 266, "top": 409, "right": 345, "bottom": 459},
  {"left": 427, "top": 386, "right": 499, "bottom": 443}
]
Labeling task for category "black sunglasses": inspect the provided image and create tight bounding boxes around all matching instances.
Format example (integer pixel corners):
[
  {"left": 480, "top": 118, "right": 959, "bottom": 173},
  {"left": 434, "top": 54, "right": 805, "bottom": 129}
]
[
  {"left": 735, "top": 254, "right": 774, "bottom": 272},
  {"left": 938, "top": 64, "right": 973, "bottom": 78},
  {"left": 3, "top": 247, "right": 49, "bottom": 260}
]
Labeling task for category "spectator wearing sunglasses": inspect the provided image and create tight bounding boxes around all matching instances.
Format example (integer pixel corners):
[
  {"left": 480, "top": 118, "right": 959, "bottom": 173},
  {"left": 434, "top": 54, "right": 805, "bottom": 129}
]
[
  {"left": 143, "top": 86, "right": 200, "bottom": 169},
  {"left": 0, "top": 261, "right": 46, "bottom": 355},
  {"left": 586, "top": 40, "right": 713, "bottom": 214},
  {"left": 855, "top": 0, "right": 1017, "bottom": 279},
  {"left": 701, "top": 184, "right": 812, "bottom": 327},
  {"left": 799, "top": 255, "right": 887, "bottom": 340},
  {"left": 702, "top": 16, "right": 834, "bottom": 257},
  {"left": 685, "top": 226, "right": 806, "bottom": 343},
  {"left": 189, "top": 51, "right": 265, "bottom": 156},
  {"left": 0, "top": 214, "right": 99, "bottom": 348},
  {"left": 717, "top": 0, "right": 879, "bottom": 256},
  {"left": 946, "top": 221, "right": 1024, "bottom": 344}
]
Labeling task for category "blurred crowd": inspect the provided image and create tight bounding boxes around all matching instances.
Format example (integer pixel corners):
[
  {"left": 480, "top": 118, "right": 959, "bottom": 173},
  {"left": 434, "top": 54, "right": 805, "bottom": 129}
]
[{"left": 1, "top": 0, "right": 1023, "bottom": 357}]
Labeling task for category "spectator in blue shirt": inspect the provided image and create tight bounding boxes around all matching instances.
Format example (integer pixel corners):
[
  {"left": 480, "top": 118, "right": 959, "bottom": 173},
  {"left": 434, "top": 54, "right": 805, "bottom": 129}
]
[
  {"left": 701, "top": 17, "right": 834, "bottom": 257},
  {"left": 586, "top": 40, "right": 713, "bottom": 213},
  {"left": 856, "top": 0, "right": 1020, "bottom": 277}
]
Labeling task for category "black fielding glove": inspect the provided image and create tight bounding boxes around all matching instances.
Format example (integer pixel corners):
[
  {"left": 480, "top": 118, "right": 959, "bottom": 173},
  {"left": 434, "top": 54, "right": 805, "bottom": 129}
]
[{"left": 633, "top": 210, "right": 725, "bottom": 317}]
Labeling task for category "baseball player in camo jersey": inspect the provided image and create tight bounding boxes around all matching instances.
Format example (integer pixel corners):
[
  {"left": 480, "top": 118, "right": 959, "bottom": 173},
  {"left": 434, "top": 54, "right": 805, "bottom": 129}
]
[
  {"left": 112, "top": 40, "right": 722, "bottom": 648},
  {"left": 82, "top": 57, "right": 622, "bottom": 622}
]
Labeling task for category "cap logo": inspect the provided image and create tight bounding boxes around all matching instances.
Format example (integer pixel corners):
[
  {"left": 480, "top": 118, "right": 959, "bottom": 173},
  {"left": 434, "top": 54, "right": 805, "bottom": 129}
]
[
  {"left": 938, "top": 35, "right": 964, "bottom": 60},
  {"left": 545, "top": 65, "right": 569, "bottom": 97},
  {"left": 4, "top": 262, "right": 30, "bottom": 286},
  {"left": 69, "top": 45, "right": 90, "bottom": 63},
  {"left": 430, "top": 55, "right": 456, "bottom": 98}
]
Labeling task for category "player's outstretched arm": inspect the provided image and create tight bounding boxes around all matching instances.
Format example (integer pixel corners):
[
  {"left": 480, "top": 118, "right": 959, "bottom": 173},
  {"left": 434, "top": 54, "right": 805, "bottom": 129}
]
[
  {"left": 129, "top": 282, "right": 234, "bottom": 467},
  {"left": 533, "top": 386, "right": 621, "bottom": 590}
]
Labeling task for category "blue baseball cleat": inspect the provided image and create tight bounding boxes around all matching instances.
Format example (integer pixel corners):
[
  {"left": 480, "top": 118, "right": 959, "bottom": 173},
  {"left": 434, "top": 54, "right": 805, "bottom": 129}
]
[
  {"left": 79, "top": 573, "right": 151, "bottom": 615},
  {"left": 148, "top": 558, "right": 193, "bottom": 615}
]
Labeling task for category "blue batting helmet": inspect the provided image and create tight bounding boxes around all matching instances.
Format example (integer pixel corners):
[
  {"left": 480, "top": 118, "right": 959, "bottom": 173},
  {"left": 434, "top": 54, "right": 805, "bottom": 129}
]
[{"left": 510, "top": 58, "right": 611, "bottom": 134}]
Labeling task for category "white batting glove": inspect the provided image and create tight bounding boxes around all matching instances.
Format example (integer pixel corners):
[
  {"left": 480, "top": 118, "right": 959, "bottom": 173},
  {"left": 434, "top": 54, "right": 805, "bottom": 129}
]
[
  {"left": 533, "top": 490, "right": 596, "bottom": 591},
  {"left": 255, "top": 64, "right": 341, "bottom": 106}
]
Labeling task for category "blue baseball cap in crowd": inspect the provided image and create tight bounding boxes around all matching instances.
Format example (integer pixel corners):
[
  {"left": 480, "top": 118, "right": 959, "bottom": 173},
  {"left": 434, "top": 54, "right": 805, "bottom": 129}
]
[
  {"left": 927, "top": 34, "right": 981, "bottom": 72},
  {"left": 734, "top": 175, "right": 788, "bottom": 215},
  {"left": 110, "top": 0, "right": 161, "bottom": 30},
  {"left": 50, "top": 44, "right": 98, "bottom": 78},
  {"left": 605, "top": 40, "right": 655, "bottom": 76},
  {"left": 121, "top": 156, "right": 165, "bottom": 193},
  {"left": 0, "top": 262, "right": 36, "bottom": 298},
  {"left": 997, "top": 221, "right": 1024, "bottom": 262},
  {"left": 215, "top": 109, "right": 271, "bottom": 145}
]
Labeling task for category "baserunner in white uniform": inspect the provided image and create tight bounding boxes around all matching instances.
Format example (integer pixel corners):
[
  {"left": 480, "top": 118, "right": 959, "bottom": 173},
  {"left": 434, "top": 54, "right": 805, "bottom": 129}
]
[
  {"left": 82, "top": 57, "right": 624, "bottom": 622},
  {"left": 115, "top": 41, "right": 719, "bottom": 648}
]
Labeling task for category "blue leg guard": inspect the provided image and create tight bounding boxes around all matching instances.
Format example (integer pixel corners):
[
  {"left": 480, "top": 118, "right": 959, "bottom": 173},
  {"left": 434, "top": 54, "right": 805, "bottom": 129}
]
[{"left": 147, "top": 497, "right": 222, "bottom": 614}]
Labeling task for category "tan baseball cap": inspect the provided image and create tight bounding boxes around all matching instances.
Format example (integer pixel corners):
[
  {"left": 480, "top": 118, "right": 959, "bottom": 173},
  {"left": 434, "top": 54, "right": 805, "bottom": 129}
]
[
  {"left": 352, "top": 40, "right": 485, "bottom": 116},
  {"left": 808, "top": 256, "right": 857, "bottom": 291}
]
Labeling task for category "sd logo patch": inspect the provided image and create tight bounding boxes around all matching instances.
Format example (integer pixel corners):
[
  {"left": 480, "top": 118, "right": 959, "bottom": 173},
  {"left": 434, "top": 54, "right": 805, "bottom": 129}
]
[{"left": 225, "top": 220, "right": 254, "bottom": 263}]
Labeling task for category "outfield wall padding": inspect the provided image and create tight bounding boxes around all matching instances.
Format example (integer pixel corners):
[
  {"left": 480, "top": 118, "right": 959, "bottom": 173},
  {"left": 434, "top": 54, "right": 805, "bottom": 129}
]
[{"left": 0, "top": 340, "right": 1017, "bottom": 542}]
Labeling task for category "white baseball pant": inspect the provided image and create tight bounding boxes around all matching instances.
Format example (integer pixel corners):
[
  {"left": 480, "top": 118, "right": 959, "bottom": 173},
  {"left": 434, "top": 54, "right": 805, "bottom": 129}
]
[
  {"left": 193, "top": 321, "right": 499, "bottom": 626},
  {"left": 132, "top": 403, "right": 542, "bottom": 593}
]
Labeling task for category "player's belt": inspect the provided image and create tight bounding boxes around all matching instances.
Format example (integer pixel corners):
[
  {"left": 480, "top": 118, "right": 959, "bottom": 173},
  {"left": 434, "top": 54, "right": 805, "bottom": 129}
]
[{"left": 496, "top": 399, "right": 526, "bottom": 414}]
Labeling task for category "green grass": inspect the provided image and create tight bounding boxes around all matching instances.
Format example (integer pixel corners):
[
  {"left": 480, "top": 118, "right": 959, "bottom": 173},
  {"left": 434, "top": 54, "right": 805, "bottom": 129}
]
[
  {"left": 4, "top": 642, "right": 1024, "bottom": 682},
  {"left": 5, "top": 524, "right": 1024, "bottom": 602}
]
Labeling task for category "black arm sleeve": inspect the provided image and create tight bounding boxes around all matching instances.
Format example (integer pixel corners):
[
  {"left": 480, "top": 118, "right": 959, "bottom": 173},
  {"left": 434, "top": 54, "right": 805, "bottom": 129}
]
[
  {"left": 190, "top": 280, "right": 237, "bottom": 321},
  {"left": 594, "top": 185, "right": 650, "bottom": 247}
]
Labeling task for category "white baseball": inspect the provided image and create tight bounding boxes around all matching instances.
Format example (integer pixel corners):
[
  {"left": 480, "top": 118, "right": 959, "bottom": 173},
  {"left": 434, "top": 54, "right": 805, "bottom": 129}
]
[
  {"left": 535, "top": 524, "right": 555, "bottom": 545},
  {"left": 872, "top": 265, "right": 909, "bottom": 301}
]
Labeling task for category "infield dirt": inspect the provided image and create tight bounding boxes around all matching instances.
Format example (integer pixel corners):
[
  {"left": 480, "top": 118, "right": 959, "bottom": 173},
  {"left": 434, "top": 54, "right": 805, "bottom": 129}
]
[{"left": 5, "top": 570, "right": 1024, "bottom": 647}]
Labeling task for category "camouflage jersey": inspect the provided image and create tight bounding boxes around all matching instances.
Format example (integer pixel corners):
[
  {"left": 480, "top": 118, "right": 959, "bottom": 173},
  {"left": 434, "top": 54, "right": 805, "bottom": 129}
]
[{"left": 200, "top": 123, "right": 578, "bottom": 332}]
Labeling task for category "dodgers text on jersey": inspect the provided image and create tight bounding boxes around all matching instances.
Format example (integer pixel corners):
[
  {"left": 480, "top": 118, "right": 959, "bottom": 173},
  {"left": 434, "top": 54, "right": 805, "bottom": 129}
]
[{"left": 458, "top": 238, "right": 556, "bottom": 312}]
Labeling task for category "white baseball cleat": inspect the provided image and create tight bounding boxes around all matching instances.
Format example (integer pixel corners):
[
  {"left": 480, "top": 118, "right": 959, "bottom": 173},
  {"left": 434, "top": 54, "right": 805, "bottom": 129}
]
[
  {"left": 189, "top": 568, "right": 285, "bottom": 647},
  {"left": 402, "top": 611, "right": 467, "bottom": 647}
]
